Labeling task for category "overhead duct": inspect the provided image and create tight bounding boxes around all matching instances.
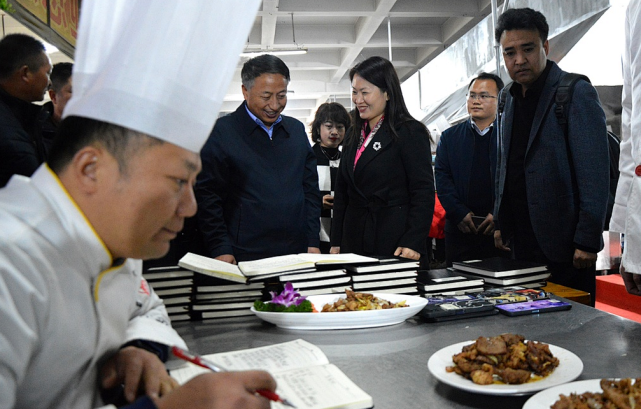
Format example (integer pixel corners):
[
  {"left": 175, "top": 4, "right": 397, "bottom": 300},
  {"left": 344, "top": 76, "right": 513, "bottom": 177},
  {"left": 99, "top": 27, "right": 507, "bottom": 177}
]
[{"left": 402, "top": 0, "right": 610, "bottom": 134}]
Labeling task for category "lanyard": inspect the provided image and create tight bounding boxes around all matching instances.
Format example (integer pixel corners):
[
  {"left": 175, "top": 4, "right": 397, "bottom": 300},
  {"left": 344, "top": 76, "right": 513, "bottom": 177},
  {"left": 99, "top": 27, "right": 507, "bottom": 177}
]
[{"left": 354, "top": 115, "right": 384, "bottom": 169}]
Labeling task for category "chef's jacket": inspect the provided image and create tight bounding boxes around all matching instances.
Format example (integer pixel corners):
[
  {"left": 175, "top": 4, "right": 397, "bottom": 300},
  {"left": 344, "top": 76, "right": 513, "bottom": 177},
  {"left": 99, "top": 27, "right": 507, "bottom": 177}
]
[{"left": 0, "top": 165, "right": 186, "bottom": 409}]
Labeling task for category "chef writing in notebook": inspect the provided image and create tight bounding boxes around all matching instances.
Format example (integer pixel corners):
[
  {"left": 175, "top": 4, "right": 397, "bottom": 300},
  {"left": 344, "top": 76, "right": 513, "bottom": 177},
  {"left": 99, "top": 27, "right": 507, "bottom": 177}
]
[{"left": 0, "top": 1, "right": 276, "bottom": 409}]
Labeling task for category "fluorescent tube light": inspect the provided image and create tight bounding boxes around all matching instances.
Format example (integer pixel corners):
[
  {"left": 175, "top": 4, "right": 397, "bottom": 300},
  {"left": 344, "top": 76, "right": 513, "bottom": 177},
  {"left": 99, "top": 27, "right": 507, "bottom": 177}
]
[{"left": 240, "top": 48, "right": 308, "bottom": 57}]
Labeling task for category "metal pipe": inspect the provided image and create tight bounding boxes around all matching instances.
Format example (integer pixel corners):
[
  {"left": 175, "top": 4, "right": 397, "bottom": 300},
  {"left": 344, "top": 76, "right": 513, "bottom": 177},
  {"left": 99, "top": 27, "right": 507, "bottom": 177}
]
[
  {"left": 491, "top": 0, "right": 501, "bottom": 77},
  {"left": 387, "top": 16, "right": 393, "bottom": 61}
]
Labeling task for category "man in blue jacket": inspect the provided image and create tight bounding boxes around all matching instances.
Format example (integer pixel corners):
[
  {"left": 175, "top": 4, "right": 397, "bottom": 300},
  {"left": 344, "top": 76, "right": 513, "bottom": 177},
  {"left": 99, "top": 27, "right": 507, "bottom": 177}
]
[
  {"left": 196, "top": 55, "right": 321, "bottom": 263},
  {"left": 435, "top": 72, "right": 504, "bottom": 266},
  {"left": 493, "top": 8, "right": 609, "bottom": 302}
]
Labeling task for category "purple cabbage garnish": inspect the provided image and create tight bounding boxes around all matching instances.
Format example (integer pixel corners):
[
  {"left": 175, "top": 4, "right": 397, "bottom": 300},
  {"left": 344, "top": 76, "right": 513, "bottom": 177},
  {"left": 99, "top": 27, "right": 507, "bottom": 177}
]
[{"left": 269, "top": 282, "right": 307, "bottom": 307}]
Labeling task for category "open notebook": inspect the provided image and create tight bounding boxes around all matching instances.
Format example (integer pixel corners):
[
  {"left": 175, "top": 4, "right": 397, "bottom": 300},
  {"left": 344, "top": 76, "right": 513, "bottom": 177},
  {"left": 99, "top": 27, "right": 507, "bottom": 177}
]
[
  {"left": 170, "top": 339, "right": 373, "bottom": 409},
  {"left": 179, "top": 252, "right": 378, "bottom": 283}
]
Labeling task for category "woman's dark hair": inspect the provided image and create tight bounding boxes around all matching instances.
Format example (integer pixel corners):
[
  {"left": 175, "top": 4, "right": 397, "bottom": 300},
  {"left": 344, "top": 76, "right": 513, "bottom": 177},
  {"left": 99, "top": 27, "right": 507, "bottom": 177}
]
[
  {"left": 310, "top": 102, "right": 351, "bottom": 143},
  {"left": 347, "top": 56, "right": 426, "bottom": 145},
  {"left": 494, "top": 8, "right": 549, "bottom": 44}
]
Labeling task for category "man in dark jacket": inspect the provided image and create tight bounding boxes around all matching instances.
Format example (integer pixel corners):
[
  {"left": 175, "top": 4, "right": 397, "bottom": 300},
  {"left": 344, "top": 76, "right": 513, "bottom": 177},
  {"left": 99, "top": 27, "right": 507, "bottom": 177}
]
[
  {"left": 0, "top": 34, "right": 52, "bottom": 188},
  {"left": 435, "top": 72, "right": 504, "bottom": 266},
  {"left": 196, "top": 55, "right": 322, "bottom": 263},
  {"left": 493, "top": 8, "right": 609, "bottom": 302}
]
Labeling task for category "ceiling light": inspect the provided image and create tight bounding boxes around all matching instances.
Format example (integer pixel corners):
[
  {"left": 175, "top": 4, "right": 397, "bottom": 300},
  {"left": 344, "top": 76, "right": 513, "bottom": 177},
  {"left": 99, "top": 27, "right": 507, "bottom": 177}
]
[
  {"left": 240, "top": 48, "right": 308, "bottom": 57},
  {"left": 241, "top": 13, "right": 307, "bottom": 58}
]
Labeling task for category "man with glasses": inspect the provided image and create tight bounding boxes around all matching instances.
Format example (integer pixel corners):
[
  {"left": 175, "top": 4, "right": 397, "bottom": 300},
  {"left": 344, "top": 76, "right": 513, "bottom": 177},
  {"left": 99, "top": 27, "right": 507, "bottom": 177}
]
[
  {"left": 435, "top": 72, "right": 505, "bottom": 265},
  {"left": 493, "top": 8, "right": 609, "bottom": 304}
]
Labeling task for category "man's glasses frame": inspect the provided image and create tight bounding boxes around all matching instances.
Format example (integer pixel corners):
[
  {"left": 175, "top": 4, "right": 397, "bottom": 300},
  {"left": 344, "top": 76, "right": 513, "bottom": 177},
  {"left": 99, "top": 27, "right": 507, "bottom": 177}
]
[{"left": 467, "top": 93, "right": 498, "bottom": 102}]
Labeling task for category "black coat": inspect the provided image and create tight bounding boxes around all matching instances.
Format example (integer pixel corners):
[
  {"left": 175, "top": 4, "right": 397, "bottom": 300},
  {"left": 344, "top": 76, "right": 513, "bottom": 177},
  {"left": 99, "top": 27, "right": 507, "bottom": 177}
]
[
  {"left": 195, "top": 103, "right": 321, "bottom": 262},
  {"left": 0, "top": 89, "right": 47, "bottom": 187},
  {"left": 331, "top": 119, "right": 434, "bottom": 256},
  {"left": 495, "top": 62, "right": 608, "bottom": 261},
  {"left": 38, "top": 101, "right": 58, "bottom": 152}
]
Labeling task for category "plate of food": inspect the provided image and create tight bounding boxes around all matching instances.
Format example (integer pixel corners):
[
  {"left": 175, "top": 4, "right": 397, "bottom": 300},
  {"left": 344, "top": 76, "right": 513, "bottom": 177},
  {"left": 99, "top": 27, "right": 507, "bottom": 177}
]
[
  {"left": 523, "top": 378, "right": 639, "bottom": 409},
  {"left": 427, "top": 334, "right": 583, "bottom": 395},
  {"left": 251, "top": 286, "right": 427, "bottom": 330}
]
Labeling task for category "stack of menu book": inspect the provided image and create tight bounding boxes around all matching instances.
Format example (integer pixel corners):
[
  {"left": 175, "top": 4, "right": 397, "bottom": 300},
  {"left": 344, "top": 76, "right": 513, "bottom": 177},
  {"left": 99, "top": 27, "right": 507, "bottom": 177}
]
[
  {"left": 170, "top": 339, "right": 374, "bottom": 409},
  {"left": 143, "top": 266, "right": 194, "bottom": 322},
  {"left": 417, "top": 268, "right": 485, "bottom": 297},
  {"left": 179, "top": 253, "right": 380, "bottom": 316},
  {"left": 344, "top": 257, "right": 420, "bottom": 295},
  {"left": 451, "top": 257, "right": 550, "bottom": 289},
  {"left": 179, "top": 252, "right": 378, "bottom": 284},
  {"left": 191, "top": 275, "right": 265, "bottom": 320}
]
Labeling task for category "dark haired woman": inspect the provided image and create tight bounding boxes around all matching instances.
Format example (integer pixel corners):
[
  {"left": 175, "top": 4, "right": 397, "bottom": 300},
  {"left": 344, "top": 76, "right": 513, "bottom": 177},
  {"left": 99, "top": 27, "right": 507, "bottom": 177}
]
[
  {"left": 330, "top": 56, "right": 434, "bottom": 261},
  {"left": 310, "top": 102, "right": 351, "bottom": 253}
]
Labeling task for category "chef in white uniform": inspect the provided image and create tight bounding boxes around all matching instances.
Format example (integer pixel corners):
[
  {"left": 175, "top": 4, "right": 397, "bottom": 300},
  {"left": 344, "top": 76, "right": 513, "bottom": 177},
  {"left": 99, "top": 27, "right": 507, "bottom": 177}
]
[
  {"left": 0, "top": 1, "right": 275, "bottom": 409},
  {"left": 611, "top": 0, "right": 641, "bottom": 296}
]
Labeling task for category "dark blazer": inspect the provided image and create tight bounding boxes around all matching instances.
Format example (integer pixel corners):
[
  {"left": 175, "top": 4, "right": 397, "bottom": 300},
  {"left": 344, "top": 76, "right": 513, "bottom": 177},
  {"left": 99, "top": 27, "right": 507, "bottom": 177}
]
[
  {"left": 0, "top": 89, "right": 47, "bottom": 188},
  {"left": 331, "top": 119, "right": 434, "bottom": 256},
  {"left": 195, "top": 102, "right": 321, "bottom": 262},
  {"left": 494, "top": 61, "right": 609, "bottom": 262}
]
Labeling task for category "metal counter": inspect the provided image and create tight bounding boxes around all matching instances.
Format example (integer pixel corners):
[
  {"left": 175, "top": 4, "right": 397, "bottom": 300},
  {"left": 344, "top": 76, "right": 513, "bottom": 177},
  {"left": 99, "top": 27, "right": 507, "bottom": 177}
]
[{"left": 172, "top": 301, "right": 641, "bottom": 409}]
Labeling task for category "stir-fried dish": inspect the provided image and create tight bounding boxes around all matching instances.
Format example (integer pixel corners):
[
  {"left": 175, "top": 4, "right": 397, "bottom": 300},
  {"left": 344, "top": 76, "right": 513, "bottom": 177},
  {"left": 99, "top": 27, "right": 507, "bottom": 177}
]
[
  {"left": 552, "top": 378, "right": 641, "bottom": 409},
  {"left": 321, "top": 289, "right": 407, "bottom": 312},
  {"left": 446, "top": 333, "right": 559, "bottom": 385}
]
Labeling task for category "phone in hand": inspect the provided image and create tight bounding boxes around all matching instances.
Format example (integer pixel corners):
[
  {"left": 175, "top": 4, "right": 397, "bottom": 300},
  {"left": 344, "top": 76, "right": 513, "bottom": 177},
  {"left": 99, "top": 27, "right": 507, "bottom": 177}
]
[
  {"left": 471, "top": 216, "right": 485, "bottom": 228},
  {"left": 495, "top": 299, "right": 572, "bottom": 316}
]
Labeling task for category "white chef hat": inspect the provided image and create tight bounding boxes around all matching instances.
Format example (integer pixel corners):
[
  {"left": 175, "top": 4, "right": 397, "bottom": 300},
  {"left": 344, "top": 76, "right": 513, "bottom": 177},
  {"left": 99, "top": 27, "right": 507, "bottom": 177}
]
[{"left": 63, "top": 0, "right": 259, "bottom": 153}]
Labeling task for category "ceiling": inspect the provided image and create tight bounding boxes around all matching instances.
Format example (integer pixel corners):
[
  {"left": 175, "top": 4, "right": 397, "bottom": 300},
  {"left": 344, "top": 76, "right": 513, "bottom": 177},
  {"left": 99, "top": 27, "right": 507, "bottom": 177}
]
[
  {"left": 2, "top": 0, "right": 502, "bottom": 126},
  {"left": 222, "top": 0, "right": 502, "bottom": 126}
]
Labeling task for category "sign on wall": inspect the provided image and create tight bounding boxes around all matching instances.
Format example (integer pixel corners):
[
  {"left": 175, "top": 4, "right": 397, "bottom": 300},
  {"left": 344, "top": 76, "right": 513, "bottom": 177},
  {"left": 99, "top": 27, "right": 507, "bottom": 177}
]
[
  {"left": 13, "top": 0, "right": 78, "bottom": 49},
  {"left": 49, "top": 0, "right": 78, "bottom": 46},
  {"left": 15, "top": 0, "right": 47, "bottom": 22}
]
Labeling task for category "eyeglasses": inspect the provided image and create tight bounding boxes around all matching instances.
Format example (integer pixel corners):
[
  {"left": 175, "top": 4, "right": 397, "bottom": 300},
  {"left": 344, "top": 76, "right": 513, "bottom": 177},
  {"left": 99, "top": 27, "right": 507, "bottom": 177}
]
[{"left": 467, "top": 93, "right": 498, "bottom": 101}]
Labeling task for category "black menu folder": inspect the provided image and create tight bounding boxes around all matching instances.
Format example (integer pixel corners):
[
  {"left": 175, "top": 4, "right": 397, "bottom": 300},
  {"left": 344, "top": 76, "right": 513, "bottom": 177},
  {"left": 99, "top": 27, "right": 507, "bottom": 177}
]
[
  {"left": 452, "top": 257, "right": 548, "bottom": 277},
  {"left": 418, "top": 269, "right": 484, "bottom": 292},
  {"left": 346, "top": 257, "right": 419, "bottom": 273}
]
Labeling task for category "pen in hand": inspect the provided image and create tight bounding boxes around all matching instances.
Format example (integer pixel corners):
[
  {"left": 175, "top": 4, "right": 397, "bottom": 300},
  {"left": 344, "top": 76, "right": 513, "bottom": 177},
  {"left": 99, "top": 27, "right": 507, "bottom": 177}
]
[{"left": 171, "top": 346, "right": 296, "bottom": 408}]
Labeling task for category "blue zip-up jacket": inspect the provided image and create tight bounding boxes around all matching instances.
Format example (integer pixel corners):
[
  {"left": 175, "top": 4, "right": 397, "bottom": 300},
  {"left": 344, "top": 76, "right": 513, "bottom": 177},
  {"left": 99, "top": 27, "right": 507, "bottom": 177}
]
[{"left": 434, "top": 119, "right": 498, "bottom": 230}]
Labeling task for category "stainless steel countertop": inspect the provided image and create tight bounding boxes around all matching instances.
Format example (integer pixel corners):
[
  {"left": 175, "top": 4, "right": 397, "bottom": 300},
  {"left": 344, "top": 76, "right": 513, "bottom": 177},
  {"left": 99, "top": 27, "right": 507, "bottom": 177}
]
[{"left": 172, "top": 300, "right": 641, "bottom": 409}]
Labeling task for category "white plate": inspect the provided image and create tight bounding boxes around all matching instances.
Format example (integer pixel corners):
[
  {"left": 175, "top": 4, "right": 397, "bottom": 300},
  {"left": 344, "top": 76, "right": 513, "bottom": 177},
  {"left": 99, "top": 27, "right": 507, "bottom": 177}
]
[
  {"left": 250, "top": 292, "right": 427, "bottom": 330},
  {"left": 523, "top": 379, "right": 604, "bottom": 409},
  {"left": 427, "top": 340, "right": 583, "bottom": 395}
]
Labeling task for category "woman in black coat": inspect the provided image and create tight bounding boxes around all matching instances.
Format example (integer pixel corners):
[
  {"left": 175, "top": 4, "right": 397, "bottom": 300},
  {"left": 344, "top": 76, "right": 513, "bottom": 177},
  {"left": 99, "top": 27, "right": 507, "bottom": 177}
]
[{"left": 330, "top": 56, "right": 434, "bottom": 260}]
